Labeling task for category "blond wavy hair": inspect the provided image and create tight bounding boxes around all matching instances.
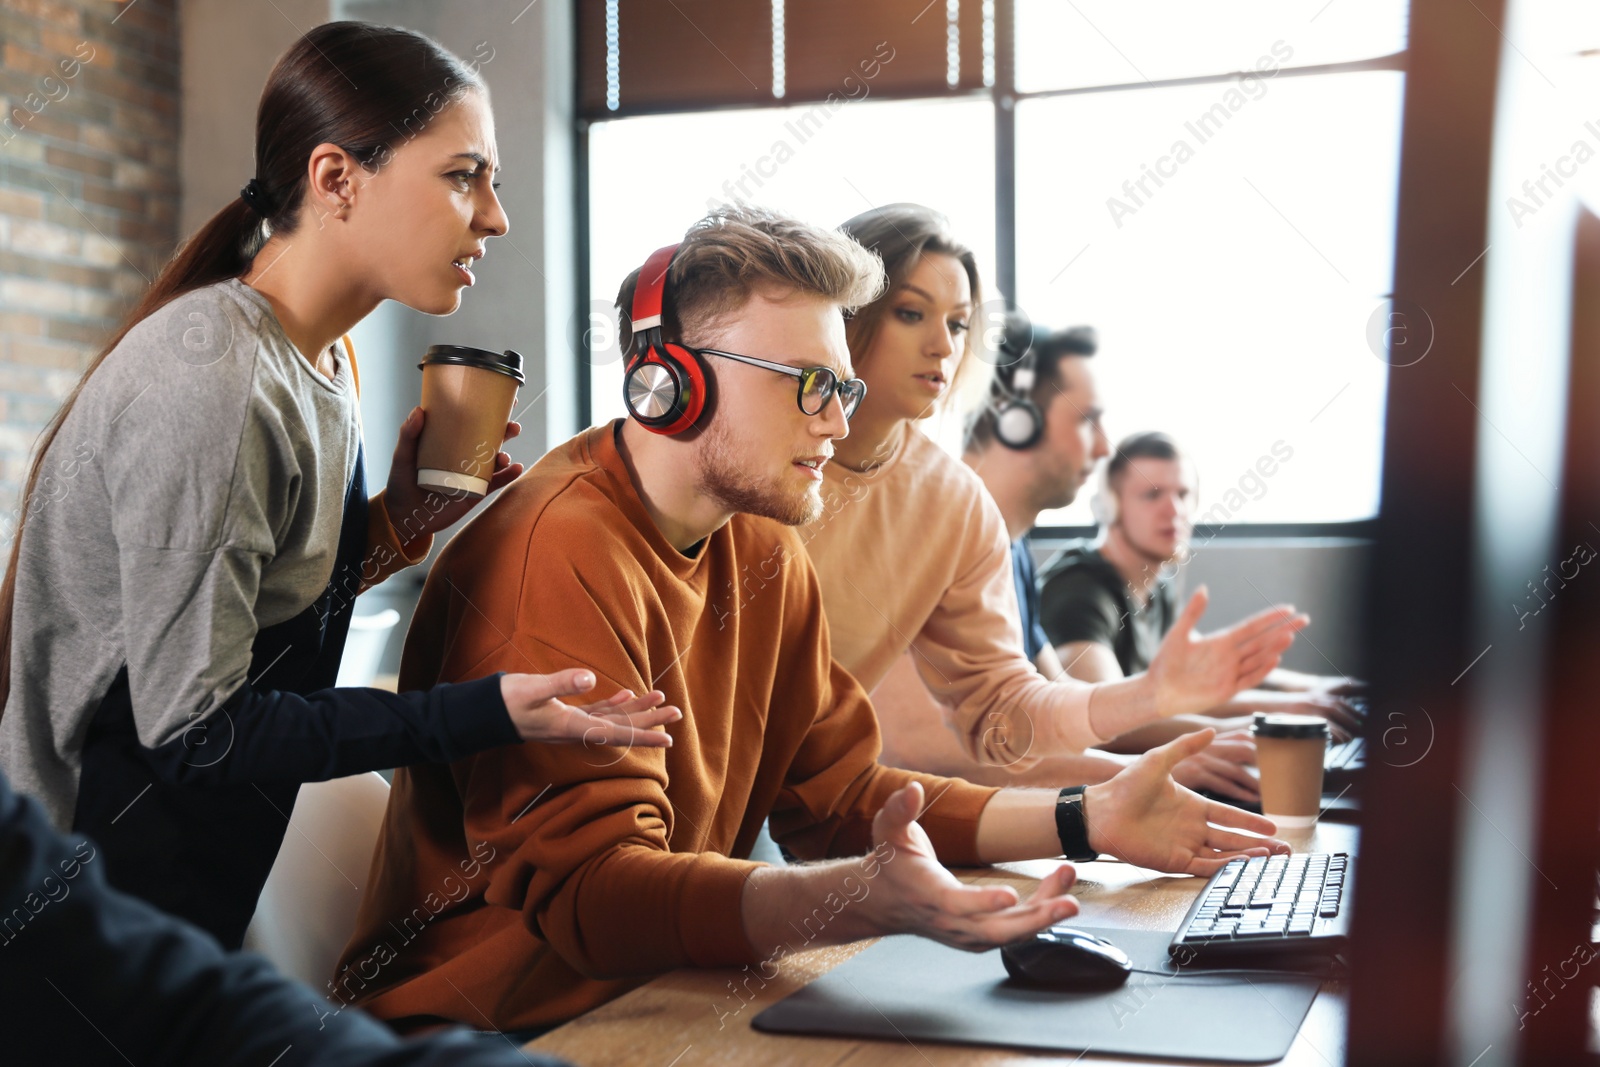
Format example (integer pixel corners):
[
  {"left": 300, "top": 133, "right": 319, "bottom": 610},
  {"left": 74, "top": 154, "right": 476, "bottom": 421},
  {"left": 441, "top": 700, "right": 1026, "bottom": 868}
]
[
  {"left": 615, "top": 203, "right": 885, "bottom": 351},
  {"left": 838, "top": 203, "right": 990, "bottom": 413}
]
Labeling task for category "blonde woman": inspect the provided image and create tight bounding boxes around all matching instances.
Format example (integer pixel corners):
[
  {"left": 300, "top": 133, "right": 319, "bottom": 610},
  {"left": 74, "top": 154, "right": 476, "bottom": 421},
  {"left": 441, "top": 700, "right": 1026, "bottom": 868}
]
[{"left": 802, "top": 203, "right": 1305, "bottom": 782}]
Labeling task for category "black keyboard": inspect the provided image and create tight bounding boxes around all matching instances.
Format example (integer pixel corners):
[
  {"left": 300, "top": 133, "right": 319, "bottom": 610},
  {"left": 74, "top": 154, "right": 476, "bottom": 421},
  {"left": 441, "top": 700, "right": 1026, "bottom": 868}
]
[
  {"left": 1326, "top": 697, "right": 1368, "bottom": 779},
  {"left": 1325, "top": 736, "right": 1364, "bottom": 773},
  {"left": 1323, "top": 736, "right": 1365, "bottom": 796},
  {"left": 1169, "top": 852, "right": 1353, "bottom": 963}
]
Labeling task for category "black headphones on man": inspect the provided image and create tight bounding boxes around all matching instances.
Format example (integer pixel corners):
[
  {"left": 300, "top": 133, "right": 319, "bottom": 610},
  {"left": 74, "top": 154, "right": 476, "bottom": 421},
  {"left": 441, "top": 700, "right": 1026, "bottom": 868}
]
[
  {"left": 990, "top": 317, "right": 1100, "bottom": 450},
  {"left": 991, "top": 309, "right": 1046, "bottom": 450}
]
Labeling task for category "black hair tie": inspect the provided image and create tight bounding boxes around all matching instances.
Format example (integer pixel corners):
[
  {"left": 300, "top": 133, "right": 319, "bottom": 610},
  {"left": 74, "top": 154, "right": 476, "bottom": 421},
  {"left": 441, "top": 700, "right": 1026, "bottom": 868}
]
[{"left": 239, "top": 178, "right": 276, "bottom": 218}]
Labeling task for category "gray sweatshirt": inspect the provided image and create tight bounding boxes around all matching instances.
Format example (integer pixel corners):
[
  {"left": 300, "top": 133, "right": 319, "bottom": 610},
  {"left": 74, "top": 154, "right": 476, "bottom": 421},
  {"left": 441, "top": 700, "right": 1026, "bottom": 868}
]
[{"left": 0, "top": 278, "right": 516, "bottom": 947}]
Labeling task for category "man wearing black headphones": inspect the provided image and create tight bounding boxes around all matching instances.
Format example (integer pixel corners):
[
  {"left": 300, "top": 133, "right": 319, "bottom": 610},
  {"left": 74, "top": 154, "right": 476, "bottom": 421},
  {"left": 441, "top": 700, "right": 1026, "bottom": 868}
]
[
  {"left": 865, "top": 323, "right": 1258, "bottom": 802},
  {"left": 955, "top": 330, "right": 1358, "bottom": 763},
  {"left": 963, "top": 319, "right": 1105, "bottom": 669}
]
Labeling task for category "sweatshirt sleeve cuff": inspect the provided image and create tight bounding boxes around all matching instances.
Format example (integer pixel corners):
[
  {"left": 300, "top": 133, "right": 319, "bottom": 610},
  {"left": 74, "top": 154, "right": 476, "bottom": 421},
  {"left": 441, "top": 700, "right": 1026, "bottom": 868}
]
[
  {"left": 679, "top": 857, "right": 766, "bottom": 968},
  {"left": 432, "top": 672, "right": 521, "bottom": 758},
  {"left": 359, "top": 492, "right": 434, "bottom": 593},
  {"left": 917, "top": 779, "right": 1002, "bottom": 868}
]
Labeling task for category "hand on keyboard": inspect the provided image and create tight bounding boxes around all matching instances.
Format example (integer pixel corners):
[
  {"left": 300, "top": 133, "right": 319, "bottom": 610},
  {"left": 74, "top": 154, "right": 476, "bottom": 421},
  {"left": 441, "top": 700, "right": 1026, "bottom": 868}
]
[
  {"left": 1170, "top": 728, "right": 1260, "bottom": 804},
  {"left": 1259, "top": 693, "right": 1363, "bottom": 742},
  {"left": 1316, "top": 678, "right": 1368, "bottom": 700}
]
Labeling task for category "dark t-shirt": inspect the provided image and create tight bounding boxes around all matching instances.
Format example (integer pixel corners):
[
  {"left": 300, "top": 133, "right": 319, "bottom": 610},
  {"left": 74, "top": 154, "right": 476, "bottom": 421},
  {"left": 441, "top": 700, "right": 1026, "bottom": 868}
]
[
  {"left": 1010, "top": 535, "right": 1049, "bottom": 663},
  {"left": 1037, "top": 540, "right": 1178, "bottom": 676}
]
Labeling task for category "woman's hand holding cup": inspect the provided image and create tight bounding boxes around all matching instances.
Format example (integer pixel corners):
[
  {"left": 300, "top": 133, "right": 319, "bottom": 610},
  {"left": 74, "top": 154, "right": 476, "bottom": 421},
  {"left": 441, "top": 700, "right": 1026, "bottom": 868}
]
[
  {"left": 382, "top": 344, "right": 529, "bottom": 550},
  {"left": 382, "top": 406, "right": 523, "bottom": 551}
]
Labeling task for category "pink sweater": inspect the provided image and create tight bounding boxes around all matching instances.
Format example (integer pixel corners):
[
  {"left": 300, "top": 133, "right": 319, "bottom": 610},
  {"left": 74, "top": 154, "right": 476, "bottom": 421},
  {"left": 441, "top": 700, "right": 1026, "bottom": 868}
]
[{"left": 802, "top": 427, "right": 1101, "bottom": 766}]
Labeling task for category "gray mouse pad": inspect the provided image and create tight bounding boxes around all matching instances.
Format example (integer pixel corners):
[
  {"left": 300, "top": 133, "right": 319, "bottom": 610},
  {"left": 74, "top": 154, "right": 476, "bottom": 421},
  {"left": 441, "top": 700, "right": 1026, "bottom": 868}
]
[{"left": 751, "top": 926, "right": 1322, "bottom": 1063}]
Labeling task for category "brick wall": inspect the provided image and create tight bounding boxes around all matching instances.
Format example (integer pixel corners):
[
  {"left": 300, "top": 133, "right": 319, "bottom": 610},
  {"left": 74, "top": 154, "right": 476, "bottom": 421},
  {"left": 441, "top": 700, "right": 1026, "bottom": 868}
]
[{"left": 0, "top": 0, "right": 180, "bottom": 546}]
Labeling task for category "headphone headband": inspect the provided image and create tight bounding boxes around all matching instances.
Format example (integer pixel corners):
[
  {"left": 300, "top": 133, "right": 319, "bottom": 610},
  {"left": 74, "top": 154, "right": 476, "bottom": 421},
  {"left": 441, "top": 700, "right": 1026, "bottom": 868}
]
[
  {"left": 1009, "top": 345, "right": 1038, "bottom": 393},
  {"left": 630, "top": 243, "right": 679, "bottom": 348},
  {"left": 991, "top": 310, "right": 1044, "bottom": 450}
]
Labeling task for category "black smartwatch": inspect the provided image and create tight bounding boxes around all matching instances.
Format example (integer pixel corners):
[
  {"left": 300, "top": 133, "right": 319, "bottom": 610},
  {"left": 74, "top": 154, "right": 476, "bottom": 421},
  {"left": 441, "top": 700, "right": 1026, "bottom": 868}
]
[{"left": 1054, "top": 786, "right": 1098, "bottom": 861}]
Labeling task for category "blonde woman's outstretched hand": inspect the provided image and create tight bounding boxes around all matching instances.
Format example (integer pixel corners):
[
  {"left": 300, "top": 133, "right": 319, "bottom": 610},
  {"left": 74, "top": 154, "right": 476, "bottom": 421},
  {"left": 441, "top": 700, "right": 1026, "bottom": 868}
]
[{"left": 1148, "top": 586, "right": 1309, "bottom": 717}]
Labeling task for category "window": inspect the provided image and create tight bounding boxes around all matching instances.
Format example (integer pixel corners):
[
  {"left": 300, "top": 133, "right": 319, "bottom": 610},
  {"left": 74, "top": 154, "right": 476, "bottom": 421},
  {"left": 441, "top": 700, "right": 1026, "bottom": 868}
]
[
  {"left": 1012, "top": 0, "right": 1406, "bottom": 527},
  {"left": 578, "top": 0, "right": 1408, "bottom": 528},
  {"left": 1015, "top": 72, "right": 1404, "bottom": 526},
  {"left": 585, "top": 97, "right": 996, "bottom": 427},
  {"left": 1014, "top": 0, "right": 1407, "bottom": 91}
]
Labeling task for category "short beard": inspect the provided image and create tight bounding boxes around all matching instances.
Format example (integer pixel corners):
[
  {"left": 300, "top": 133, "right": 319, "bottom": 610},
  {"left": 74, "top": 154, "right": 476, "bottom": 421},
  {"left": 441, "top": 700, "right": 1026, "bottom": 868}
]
[
  {"left": 695, "top": 418, "right": 822, "bottom": 527},
  {"left": 1035, "top": 464, "right": 1082, "bottom": 514}
]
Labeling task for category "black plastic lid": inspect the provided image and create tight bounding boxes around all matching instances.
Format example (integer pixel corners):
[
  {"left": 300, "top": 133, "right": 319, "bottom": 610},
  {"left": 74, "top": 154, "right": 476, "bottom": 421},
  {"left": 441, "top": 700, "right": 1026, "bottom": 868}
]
[
  {"left": 1251, "top": 712, "right": 1331, "bottom": 740},
  {"left": 419, "top": 345, "right": 525, "bottom": 383}
]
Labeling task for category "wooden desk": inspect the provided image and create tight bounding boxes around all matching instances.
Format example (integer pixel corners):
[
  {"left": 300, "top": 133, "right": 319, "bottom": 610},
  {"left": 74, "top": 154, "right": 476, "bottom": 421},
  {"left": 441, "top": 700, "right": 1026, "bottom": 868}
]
[{"left": 528, "top": 822, "right": 1356, "bottom": 1066}]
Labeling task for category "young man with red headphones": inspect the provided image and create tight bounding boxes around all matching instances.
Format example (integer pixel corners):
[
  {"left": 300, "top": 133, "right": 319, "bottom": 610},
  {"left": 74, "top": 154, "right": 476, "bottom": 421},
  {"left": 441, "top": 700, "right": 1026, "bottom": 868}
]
[{"left": 337, "top": 206, "right": 1286, "bottom": 1036}]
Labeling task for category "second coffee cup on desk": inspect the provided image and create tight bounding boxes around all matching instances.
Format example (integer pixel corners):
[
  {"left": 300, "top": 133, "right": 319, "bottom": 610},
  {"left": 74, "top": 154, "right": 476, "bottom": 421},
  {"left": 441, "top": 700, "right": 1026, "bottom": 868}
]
[
  {"left": 1251, "top": 712, "right": 1331, "bottom": 829},
  {"left": 416, "top": 345, "right": 524, "bottom": 497}
]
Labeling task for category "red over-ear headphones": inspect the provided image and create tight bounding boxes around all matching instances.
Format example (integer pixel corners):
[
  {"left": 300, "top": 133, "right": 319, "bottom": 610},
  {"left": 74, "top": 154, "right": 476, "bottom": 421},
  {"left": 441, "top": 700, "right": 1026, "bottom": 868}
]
[{"left": 622, "top": 243, "right": 708, "bottom": 435}]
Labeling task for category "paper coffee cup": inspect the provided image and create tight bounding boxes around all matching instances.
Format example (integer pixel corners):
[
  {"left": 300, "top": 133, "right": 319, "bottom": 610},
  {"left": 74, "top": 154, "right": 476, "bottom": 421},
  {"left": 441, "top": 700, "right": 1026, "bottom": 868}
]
[
  {"left": 1251, "top": 712, "right": 1330, "bottom": 829},
  {"left": 416, "top": 345, "right": 524, "bottom": 497}
]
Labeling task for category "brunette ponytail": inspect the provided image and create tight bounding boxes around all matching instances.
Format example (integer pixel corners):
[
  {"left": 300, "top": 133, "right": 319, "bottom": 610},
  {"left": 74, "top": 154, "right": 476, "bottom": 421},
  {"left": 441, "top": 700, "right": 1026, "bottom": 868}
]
[{"left": 0, "top": 21, "right": 486, "bottom": 712}]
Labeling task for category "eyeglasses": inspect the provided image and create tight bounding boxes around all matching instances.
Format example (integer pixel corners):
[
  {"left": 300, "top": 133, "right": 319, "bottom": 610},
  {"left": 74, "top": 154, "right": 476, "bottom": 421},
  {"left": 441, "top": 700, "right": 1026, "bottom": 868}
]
[{"left": 694, "top": 348, "right": 867, "bottom": 420}]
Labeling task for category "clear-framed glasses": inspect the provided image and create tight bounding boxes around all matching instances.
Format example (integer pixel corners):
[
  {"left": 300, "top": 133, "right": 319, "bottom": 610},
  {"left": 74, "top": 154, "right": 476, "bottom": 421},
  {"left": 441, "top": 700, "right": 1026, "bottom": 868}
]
[{"left": 695, "top": 348, "right": 867, "bottom": 420}]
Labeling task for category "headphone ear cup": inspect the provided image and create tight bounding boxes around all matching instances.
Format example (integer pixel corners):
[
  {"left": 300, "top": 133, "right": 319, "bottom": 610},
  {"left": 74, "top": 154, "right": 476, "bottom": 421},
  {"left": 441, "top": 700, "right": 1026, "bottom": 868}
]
[
  {"left": 660, "top": 342, "right": 707, "bottom": 431},
  {"left": 994, "top": 399, "right": 1043, "bottom": 450},
  {"left": 624, "top": 343, "right": 707, "bottom": 436}
]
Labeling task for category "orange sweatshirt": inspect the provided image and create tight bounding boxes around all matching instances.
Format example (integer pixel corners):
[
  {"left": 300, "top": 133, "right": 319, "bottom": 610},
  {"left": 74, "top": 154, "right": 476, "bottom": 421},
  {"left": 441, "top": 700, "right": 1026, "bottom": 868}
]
[
  {"left": 800, "top": 426, "right": 1099, "bottom": 766},
  {"left": 335, "top": 421, "right": 999, "bottom": 1033}
]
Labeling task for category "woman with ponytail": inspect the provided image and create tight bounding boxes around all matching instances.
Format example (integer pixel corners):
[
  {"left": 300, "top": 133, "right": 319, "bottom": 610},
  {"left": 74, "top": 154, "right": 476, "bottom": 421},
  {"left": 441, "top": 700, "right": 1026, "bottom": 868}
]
[{"left": 0, "top": 22, "right": 678, "bottom": 949}]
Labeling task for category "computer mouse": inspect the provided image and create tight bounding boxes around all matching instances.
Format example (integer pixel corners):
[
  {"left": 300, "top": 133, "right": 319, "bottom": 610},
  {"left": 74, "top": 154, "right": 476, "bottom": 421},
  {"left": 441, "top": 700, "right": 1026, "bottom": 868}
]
[{"left": 1001, "top": 926, "right": 1133, "bottom": 991}]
